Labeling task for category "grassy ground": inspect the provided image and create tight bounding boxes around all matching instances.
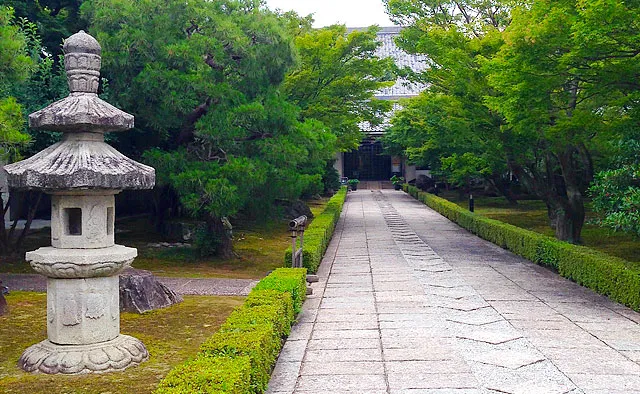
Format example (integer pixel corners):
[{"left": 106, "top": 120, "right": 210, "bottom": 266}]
[
  {"left": 440, "top": 191, "right": 640, "bottom": 263},
  {"left": 0, "top": 198, "right": 331, "bottom": 279},
  {"left": 128, "top": 218, "right": 292, "bottom": 279},
  {"left": 0, "top": 292, "right": 243, "bottom": 394}
]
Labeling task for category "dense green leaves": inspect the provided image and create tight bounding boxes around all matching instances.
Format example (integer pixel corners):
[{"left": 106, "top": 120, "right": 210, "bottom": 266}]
[
  {"left": 283, "top": 25, "right": 395, "bottom": 150},
  {"left": 385, "top": 0, "right": 640, "bottom": 242},
  {"left": 0, "top": 7, "right": 34, "bottom": 160},
  {"left": 82, "top": 0, "right": 364, "bottom": 257}
]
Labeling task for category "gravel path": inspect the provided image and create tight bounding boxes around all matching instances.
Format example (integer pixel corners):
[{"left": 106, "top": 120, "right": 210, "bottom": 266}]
[
  {"left": 267, "top": 189, "right": 640, "bottom": 394},
  {"left": 0, "top": 273, "right": 257, "bottom": 296}
]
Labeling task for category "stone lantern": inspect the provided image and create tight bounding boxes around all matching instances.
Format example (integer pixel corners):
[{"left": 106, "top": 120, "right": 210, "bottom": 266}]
[{"left": 5, "top": 31, "right": 155, "bottom": 374}]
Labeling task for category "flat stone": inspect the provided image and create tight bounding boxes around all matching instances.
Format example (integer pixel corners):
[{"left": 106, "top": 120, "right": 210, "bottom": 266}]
[
  {"left": 567, "top": 373, "right": 640, "bottom": 391},
  {"left": 386, "top": 360, "right": 471, "bottom": 374},
  {"left": 266, "top": 361, "right": 300, "bottom": 393},
  {"left": 296, "top": 374, "right": 387, "bottom": 391},
  {"left": 387, "top": 373, "right": 479, "bottom": 390},
  {"left": 307, "top": 338, "right": 380, "bottom": 350},
  {"left": 304, "top": 348, "right": 382, "bottom": 363},
  {"left": 540, "top": 347, "right": 640, "bottom": 375},
  {"left": 300, "top": 361, "right": 384, "bottom": 375},
  {"left": 469, "top": 349, "right": 545, "bottom": 369},
  {"left": 288, "top": 322, "right": 313, "bottom": 341},
  {"left": 457, "top": 330, "right": 523, "bottom": 345},
  {"left": 277, "top": 339, "right": 307, "bottom": 362},
  {"left": 312, "top": 328, "right": 380, "bottom": 339},
  {"left": 119, "top": 268, "right": 182, "bottom": 313}
]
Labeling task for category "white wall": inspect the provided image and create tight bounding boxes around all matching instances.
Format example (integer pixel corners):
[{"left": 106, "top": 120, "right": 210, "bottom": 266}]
[
  {"left": 334, "top": 152, "right": 344, "bottom": 178},
  {"left": 404, "top": 160, "right": 417, "bottom": 182}
]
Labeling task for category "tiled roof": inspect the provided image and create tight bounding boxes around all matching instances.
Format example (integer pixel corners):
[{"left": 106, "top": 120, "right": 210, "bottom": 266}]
[
  {"left": 351, "top": 27, "right": 427, "bottom": 134},
  {"left": 373, "top": 27, "right": 427, "bottom": 99}
]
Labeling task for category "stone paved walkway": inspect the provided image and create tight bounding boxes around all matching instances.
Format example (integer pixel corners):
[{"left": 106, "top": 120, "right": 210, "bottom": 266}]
[
  {"left": 0, "top": 273, "right": 257, "bottom": 296},
  {"left": 267, "top": 190, "right": 640, "bottom": 394}
]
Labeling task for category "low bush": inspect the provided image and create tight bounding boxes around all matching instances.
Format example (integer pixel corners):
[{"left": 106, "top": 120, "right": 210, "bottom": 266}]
[
  {"left": 403, "top": 184, "right": 640, "bottom": 311},
  {"left": 284, "top": 186, "right": 348, "bottom": 273},
  {"left": 252, "top": 268, "right": 307, "bottom": 313},
  {"left": 155, "top": 268, "right": 307, "bottom": 393},
  {"left": 155, "top": 356, "right": 252, "bottom": 394}
]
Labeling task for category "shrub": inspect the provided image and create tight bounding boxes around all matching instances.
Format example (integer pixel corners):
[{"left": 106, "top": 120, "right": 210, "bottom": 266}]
[
  {"left": 244, "top": 290, "right": 294, "bottom": 330},
  {"left": 284, "top": 186, "right": 347, "bottom": 273},
  {"left": 200, "top": 324, "right": 278, "bottom": 393},
  {"left": 155, "top": 355, "right": 252, "bottom": 394},
  {"left": 155, "top": 268, "right": 307, "bottom": 393},
  {"left": 403, "top": 184, "right": 640, "bottom": 311},
  {"left": 252, "top": 268, "right": 307, "bottom": 313}
]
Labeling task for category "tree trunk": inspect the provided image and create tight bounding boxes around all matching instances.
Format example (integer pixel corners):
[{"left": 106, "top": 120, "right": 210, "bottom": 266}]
[
  {"left": 556, "top": 147, "right": 585, "bottom": 244},
  {"left": 490, "top": 177, "right": 518, "bottom": 205},
  {"left": 0, "top": 191, "right": 43, "bottom": 257},
  {"left": 208, "top": 217, "right": 234, "bottom": 259},
  {"left": 554, "top": 208, "right": 584, "bottom": 243}
]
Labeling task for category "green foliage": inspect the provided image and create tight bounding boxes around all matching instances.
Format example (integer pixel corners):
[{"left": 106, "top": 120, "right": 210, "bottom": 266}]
[
  {"left": 441, "top": 153, "right": 490, "bottom": 189},
  {"left": 589, "top": 123, "right": 640, "bottom": 237},
  {"left": 283, "top": 25, "right": 395, "bottom": 150},
  {"left": 390, "top": 175, "right": 405, "bottom": 186},
  {"left": 252, "top": 268, "right": 307, "bottom": 313},
  {"left": 590, "top": 165, "right": 640, "bottom": 237},
  {"left": 404, "top": 185, "right": 640, "bottom": 310},
  {"left": 0, "top": 7, "right": 34, "bottom": 160},
  {"left": 0, "top": 7, "right": 33, "bottom": 93},
  {"left": 155, "top": 356, "right": 252, "bottom": 394},
  {"left": 156, "top": 268, "right": 307, "bottom": 394},
  {"left": 244, "top": 290, "right": 294, "bottom": 328},
  {"left": 382, "top": 1, "right": 510, "bottom": 200},
  {"left": 0, "top": 97, "right": 29, "bottom": 161},
  {"left": 284, "top": 187, "right": 347, "bottom": 273},
  {"left": 86, "top": 0, "right": 340, "bottom": 255},
  {"left": 201, "top": 324, "right": 278, "bottom": 392},
  {"left": 1, "top": 0, "right": 86, "bottom": 58},
  {"left": 386, "top": 0, "right": 640, "bottom": 243},
  {"left": 321, "top": 161, "right": 341, "bottom": 193}
]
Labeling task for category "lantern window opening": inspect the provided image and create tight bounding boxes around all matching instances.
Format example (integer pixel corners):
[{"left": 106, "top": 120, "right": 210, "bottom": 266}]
[{"left": 64, "top": 208, "right": 82, "bottom": 236}]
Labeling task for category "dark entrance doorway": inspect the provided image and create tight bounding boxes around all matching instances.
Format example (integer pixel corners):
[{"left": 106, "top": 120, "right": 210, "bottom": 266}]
[{"left": 344, "top": 140, "right": 392, "bottom": 180}]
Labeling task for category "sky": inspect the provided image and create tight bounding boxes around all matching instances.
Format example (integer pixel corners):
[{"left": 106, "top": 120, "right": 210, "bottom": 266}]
[{"left": 264, "top": 0, "right": 394, "bottom": 28}]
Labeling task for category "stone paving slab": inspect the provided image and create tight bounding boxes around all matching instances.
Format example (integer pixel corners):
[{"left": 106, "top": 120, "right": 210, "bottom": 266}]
[{"left": 267, "top": 190, "right": 640, "bottom": 393}]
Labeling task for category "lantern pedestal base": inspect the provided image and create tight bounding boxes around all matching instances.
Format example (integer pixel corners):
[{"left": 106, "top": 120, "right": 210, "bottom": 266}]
[{"left": 18, "top": 334, "right": 148, "bottom": 374}]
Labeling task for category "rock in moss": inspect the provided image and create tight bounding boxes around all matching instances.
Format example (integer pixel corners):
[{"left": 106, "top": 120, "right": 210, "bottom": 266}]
[
  {"left": 0, "top": 294, "right": 6, "bottom": 316},
  {"left": 119, "top": 269, "right": 182, "bottom": 313}
]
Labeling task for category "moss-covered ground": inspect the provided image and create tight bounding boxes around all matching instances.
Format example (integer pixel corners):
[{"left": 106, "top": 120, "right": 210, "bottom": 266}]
[
  {"left": 0, "top": 198, "right": 331, "bottom": 279},
  {"left": 439, "top": 192, "right": 640, "bottom": 263},
  {"left": 0, "top": 292, "right": 243, "bottom": 394}
]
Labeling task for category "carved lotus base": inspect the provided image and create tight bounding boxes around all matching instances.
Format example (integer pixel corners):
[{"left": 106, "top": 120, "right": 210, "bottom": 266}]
[{"left": 19, "top": 334, "right": 148, "bottom": 374}]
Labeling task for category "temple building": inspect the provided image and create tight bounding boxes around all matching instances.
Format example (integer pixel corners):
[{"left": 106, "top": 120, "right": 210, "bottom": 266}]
[{"left": 335, "top": 26, "right": 427, "bottom": 182}]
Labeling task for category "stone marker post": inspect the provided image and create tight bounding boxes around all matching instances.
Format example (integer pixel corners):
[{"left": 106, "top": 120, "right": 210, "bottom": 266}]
[{"left": 5, "top": 31, "right": 155, "bottom": 374}]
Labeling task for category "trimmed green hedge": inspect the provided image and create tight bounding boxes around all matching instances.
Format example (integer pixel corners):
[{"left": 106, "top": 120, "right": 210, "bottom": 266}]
[
  {"left": 155, "top": 356, "right": 252, "bottom": 394},
  {"left": 403, "top": 184, "right": 640, "bottom": 311},
  {"left": 252, "top": 268, "right": 307, "bottom": 313},
  {"left": 155, "top": 268, "right": 307, "bottom": 394},
  {"left": 285, "top": 186, "right": 348, "bottom": 273}
]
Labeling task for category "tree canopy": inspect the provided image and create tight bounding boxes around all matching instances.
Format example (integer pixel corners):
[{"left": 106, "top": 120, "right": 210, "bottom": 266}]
[
  {"left": 383, "top": 0, "right": 640, "bottom": 242},
  {"left": 283, "top": 25, "right": 395, "bottom": 150}
]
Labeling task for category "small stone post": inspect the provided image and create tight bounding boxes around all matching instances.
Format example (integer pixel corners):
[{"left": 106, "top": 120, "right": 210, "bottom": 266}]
[{"left": 5, "top": 31, "right": 155, "bottom": 374}]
